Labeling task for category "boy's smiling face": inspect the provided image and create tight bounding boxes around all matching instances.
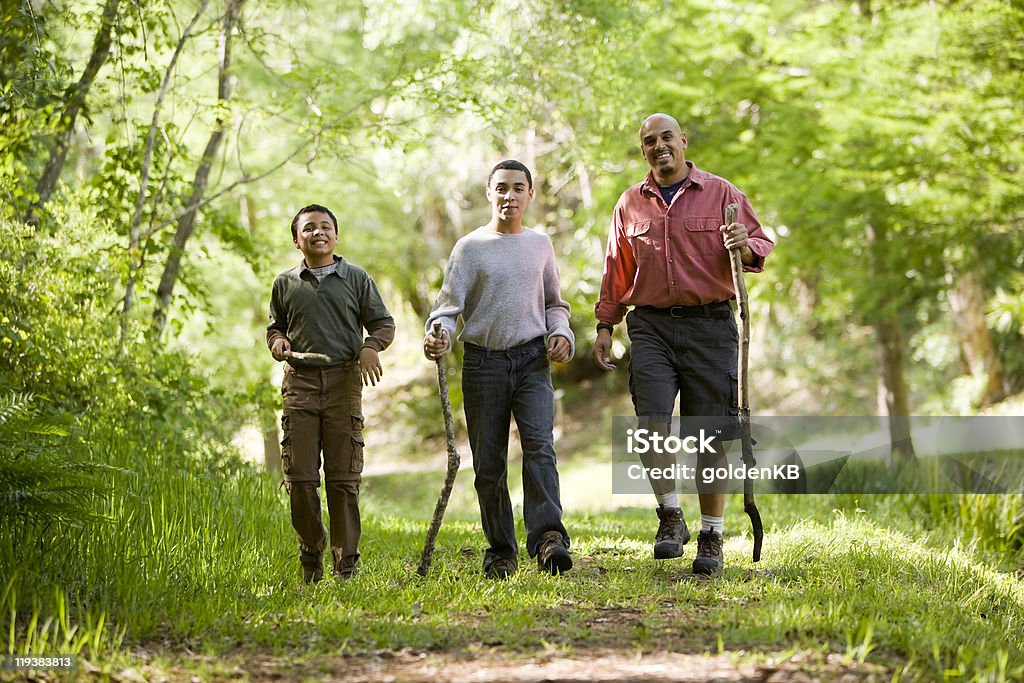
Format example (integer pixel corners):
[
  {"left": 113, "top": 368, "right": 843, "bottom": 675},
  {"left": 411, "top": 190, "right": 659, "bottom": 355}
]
[{"left": 293, "top": 210, "right": 338, "bottom": 266}]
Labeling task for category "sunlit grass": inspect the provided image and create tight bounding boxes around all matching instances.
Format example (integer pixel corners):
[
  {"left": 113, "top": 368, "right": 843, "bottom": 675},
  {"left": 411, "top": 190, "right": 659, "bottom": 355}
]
[{"left": 2, "top": 438, "right": 1023, "bottom": 681}]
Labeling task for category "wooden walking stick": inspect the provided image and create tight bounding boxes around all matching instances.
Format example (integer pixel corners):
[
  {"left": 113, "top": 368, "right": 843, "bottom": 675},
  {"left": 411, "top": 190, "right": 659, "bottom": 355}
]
[
  {"left": 726, "top": 203, "right": 764, "bottom": 562},
  {"left": 417, "top": 321, "right": 462, "bottom": 576},
  {"left": 283, "top": 351, "right": 332, "bottom": 363}
]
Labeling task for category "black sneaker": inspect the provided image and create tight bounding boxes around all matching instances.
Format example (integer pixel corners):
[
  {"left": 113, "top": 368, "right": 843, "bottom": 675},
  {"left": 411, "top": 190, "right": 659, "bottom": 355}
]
[
  {"left": 537, "top": 531, "right": 573, "bottom": 575},
  {"left": 653, "top": 506, "right": 690, "bottom": 559},
  {"left": 692, "top": 530, "right": 724, "bottom": 575},
  {"left": 300, "top": 550, "right": 324, "bottom": 584}
]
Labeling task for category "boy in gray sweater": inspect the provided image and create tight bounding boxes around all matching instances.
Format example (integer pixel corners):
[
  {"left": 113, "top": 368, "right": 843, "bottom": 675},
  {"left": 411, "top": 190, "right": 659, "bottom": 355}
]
[{"left": 424, "top": 160, "right": 573, "bottom": 579}]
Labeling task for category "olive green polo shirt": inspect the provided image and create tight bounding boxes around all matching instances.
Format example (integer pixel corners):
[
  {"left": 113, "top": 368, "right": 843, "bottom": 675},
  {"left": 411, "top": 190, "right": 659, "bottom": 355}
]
[{"left": 267, "top": 255, "right": 395, "bottom": 367}]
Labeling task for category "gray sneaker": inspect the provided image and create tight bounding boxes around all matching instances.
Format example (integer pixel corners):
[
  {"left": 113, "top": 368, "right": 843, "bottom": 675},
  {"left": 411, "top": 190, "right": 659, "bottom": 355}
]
[
  {"left": 692, "top": 530, "right": 724, "bottom": 575},
  {"left": 484, "top": 556, "right": 518, "bottom": 580},
  {"left": 653, "top": 506, "right": 690, "bottom": 559},
  {"left": 537, "top": 530, "right": 573, "bottom": 575}
]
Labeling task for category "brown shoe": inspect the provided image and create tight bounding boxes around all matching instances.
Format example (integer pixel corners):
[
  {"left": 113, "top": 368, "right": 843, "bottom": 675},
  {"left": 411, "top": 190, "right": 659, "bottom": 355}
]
[
  {"left": 330, "top": 546, "right": 358, "bottom": 581},
  {"left": 300, "top": 550, "right": 324, "bottom": 584},
  {"left": 654, "top": 506, "right": 690, "bottom": 559},
  {"left": 538, "top": 530, "right": 573, "bottom": 575},
  {"left": 335, "top": 567, "right": 359, "bottom": 582},
  {"left": 692, "top": 530, "right": 724, "bottom": 575}
]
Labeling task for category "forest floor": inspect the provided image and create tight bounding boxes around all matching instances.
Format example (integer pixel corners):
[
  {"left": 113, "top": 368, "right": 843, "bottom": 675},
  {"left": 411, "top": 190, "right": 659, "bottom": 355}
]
[{"left": 101, "top": 643, "right": 890, "bottom": 682}]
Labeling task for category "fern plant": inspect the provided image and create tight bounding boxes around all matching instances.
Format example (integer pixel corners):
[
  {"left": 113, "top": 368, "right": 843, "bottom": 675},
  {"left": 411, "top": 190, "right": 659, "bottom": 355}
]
[{"left": 0, "top": 391, "right": 114, "bottom": 532}]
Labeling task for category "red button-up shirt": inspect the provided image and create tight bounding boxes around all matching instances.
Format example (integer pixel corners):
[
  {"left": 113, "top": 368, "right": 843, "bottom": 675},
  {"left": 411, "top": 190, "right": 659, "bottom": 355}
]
[{"left": 595, "top": 163, "right": 774, "bottom": 325}]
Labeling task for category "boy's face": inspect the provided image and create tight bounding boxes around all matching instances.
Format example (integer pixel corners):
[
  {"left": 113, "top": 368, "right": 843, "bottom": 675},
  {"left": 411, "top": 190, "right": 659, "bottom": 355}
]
[
  {"left": 293, "top": 211, "right": 338, "bottom": 261},
  {"left": 486, "top": 169, "right": 534, "bottom": 222}
]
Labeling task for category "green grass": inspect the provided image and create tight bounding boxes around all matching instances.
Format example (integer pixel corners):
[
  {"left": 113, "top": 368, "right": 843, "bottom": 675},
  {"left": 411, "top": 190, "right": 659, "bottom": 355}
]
[{"left": 2, "top": 440, "right": 1024, "bottom": 681}]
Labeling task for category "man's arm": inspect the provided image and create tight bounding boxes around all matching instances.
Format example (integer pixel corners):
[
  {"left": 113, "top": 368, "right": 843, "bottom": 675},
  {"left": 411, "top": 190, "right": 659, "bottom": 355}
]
[
  {"left": 594, "top": 204, "right": 635, "bottom": 326},
  {"left": 725, "top": 191, "right": 774, "bottom": 271},
  {"left": 593, "top": 205, "right": 634, "bottom": 370},
  {"left": 542, "top": 237, "right": 574, "bottom": 363}
]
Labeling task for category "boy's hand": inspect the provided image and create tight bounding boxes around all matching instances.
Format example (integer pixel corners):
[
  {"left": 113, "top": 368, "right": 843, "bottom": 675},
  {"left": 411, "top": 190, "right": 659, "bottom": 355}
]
[
  {"left": 271, "top": 338, "right": 292, "bottom": 361},
  {"left": 424, "top": 329, "right": 450, "bottom": 360},
  {"left": 547, "top": 335, "right": 571, "bottom": 363},
  {"left": 359, "top": 347, "right": 383, "bottom": 386}
]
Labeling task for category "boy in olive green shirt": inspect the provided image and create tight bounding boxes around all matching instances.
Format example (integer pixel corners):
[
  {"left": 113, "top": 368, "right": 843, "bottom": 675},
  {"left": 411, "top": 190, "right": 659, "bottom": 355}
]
[{"left": 267, "top": 204, "right": 395, "bottom": 582}]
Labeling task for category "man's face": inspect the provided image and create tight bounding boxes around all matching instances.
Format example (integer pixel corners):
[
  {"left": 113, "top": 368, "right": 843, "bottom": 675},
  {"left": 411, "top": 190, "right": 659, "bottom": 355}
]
[
  {"left": 293, "top": 211, "right": 338, "bottom": 259},
  {"left": 640, "top": 116, "right": 688, "bottom": 182},
  {"left": 486, "top": 169, "right": 534, "bottom": 222}
]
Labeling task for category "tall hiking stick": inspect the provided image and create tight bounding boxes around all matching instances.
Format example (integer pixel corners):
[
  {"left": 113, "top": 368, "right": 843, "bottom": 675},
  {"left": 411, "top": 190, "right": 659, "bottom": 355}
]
[
  {"left": 726, "top": 203, "right": 764, "bottom": 562},
  {"left": 417, "top": 322, "right": 462, "bottom": 576}
]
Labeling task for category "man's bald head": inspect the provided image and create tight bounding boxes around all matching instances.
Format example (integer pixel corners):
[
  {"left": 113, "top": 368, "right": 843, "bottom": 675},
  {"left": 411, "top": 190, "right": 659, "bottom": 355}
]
[
  {"left": 639, "top": 113, "right": 682, "bottom": 138},
  {"left": 639, "top": 113, "right": 688, "bottom": 185}
]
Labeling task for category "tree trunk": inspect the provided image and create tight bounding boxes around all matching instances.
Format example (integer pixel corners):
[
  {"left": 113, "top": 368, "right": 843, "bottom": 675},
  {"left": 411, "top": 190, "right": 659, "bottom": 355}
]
[
  {"left": 874, "top": 315, "right": 915, "bottom": 460},
  {"left": 151, "top": 0, "right": 243, "bottom": 340},
  {"left": 25, "top": 0, "right": 120, "bottom": 228},
  {"left": 261, "top": 405, "right": 281, "bottom": 472},
  {"left": 865, "top": 220, "right": 915, "bottom": 460},
  {"left": 947, "top": 270, "right": 1008, "bottom": 407}
]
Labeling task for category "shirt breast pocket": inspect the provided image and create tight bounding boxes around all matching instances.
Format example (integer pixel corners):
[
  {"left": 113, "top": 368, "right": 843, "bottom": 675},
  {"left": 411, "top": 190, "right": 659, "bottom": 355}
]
[
  {"left": 684, "top": 216, "right": 720, "bottom": 232},
  {"left": 683, "top": 216, "right": 722, "bottom": 252},
  {"left": 625, "top": 219, "right": 656, "bottom": 261}
]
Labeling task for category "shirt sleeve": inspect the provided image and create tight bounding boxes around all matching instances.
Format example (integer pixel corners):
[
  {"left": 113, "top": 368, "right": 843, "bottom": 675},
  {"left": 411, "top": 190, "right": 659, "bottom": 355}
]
[
  {"left": 266, "top": 277, "right": 289, "bottom": 351},
  {"left": 542, "top": 236, "right": 575, "bottom": 360},
  {"left": 730, "top": 190, "right": 774, "bottom": 273},
  {"left": 363, "top": 324, "right": 395, "bottom": 353},
  {"left": 359, "top": 275, "right": 396, "bottom": 352},
  {"left": 594, "top": 202, "right": 636, "bottom": 325},
  {"left": 425, "top": 240, "right": 467, "bottom": 350}
]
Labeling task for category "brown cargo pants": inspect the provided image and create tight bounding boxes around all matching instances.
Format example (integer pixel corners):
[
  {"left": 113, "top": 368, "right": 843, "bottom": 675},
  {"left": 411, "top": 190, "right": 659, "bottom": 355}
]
[{"left": 280, "top": 362, "right": 364, "bottom": 574}]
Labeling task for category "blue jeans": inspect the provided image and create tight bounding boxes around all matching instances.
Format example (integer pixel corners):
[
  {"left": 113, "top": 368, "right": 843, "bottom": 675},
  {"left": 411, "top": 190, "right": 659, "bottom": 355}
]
[{"left": 461, "top": 338, "right": 569, "bottom": 567}]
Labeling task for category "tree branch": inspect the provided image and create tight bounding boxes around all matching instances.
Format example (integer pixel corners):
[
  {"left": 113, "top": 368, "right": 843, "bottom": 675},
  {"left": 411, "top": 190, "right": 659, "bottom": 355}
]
[{"left": 120, "top": 0, "right": 212, "bottom": 344}]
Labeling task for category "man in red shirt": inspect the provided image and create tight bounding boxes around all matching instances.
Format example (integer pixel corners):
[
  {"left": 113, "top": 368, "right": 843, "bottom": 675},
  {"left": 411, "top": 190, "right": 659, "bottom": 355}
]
[{"left": 593, "top": 113, "right": 774, "bottom": 574}]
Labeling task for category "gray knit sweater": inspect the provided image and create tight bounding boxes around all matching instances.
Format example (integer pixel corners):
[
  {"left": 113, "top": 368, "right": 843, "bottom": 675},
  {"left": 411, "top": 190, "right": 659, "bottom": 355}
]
[{"left": 426, "top": 226, "right": 575, "bottom": 357}]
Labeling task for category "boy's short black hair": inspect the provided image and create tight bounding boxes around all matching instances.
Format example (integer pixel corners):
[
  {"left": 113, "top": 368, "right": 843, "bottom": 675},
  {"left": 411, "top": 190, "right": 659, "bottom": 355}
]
[
  {"left": 487, "top": 159, "right": 533, "bottom": 189},
  {"left": 291, "top": 204, "right": 338, "bottom": 240}
]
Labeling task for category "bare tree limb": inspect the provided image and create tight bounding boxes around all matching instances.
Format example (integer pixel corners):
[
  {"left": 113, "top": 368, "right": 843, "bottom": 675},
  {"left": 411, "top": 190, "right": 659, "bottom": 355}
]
[
  {"left": 151, "top": 0, "right": 244, "bottom": 340},
  {"left": 142, "top": 94, "right": 378, "bottom": 236},
  {"left": 120, "top": 0, "right": 212, "bottom": 344},
  {"left": 25, "top": 0, "right": 121, "bottom": 228}
]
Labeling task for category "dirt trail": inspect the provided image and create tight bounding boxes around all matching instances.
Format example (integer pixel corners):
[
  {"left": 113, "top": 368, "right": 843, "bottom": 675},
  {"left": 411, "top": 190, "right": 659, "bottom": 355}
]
[{"left": 94, "top": 647, "right": 890, "bottom": 682}]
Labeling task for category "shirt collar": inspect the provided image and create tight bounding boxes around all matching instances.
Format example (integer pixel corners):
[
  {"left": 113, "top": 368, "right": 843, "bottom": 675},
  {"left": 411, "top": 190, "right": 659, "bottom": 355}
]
[
  {"left": 641, "top": 161, "right": 704, "bottom": 197},
  {"left": 299, "top": 254, "right": 348, "bottom": 279}
]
